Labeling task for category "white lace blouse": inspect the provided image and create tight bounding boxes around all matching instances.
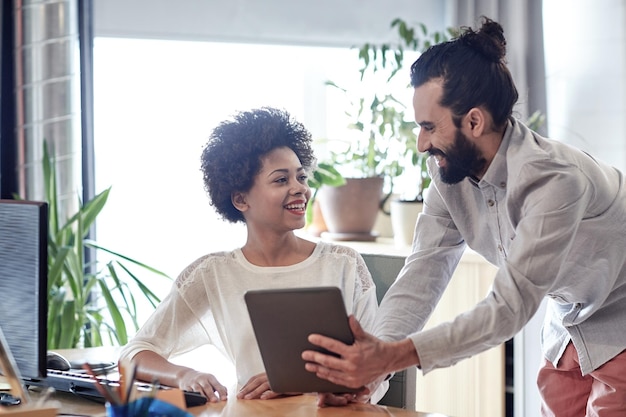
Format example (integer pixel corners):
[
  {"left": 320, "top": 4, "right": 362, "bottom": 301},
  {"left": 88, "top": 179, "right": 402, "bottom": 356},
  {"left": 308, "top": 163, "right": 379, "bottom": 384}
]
[{"left": 119, "top": 241, "right": 383, "bottom": 397}]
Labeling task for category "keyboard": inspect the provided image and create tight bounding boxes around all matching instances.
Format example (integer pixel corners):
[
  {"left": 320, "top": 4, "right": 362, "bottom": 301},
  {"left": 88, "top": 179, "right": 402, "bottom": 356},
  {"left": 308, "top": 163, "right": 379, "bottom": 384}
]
[{"left": 24, "top": 369, "right": 208, "bottom": 407}]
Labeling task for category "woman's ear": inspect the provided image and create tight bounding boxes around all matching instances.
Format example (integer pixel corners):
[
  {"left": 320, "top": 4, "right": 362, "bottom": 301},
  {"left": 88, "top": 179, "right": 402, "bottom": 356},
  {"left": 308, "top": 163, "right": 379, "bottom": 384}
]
[{"left": 231, "top": 192, "right": 248, "bottom": 212}]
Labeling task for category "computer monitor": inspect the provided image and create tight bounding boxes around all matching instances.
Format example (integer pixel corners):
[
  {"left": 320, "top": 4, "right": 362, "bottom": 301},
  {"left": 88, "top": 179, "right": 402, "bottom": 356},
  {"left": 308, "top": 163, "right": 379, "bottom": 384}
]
[{"left": 0, "top": 199, "right": 48, "bottom": 382}]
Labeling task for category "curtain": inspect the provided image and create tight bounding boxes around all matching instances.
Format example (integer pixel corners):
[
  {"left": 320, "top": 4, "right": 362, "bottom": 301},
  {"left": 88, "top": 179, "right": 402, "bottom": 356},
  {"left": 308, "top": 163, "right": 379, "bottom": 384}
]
[{"left": 450, "top": 0, "right": 547, "bottom": 131}]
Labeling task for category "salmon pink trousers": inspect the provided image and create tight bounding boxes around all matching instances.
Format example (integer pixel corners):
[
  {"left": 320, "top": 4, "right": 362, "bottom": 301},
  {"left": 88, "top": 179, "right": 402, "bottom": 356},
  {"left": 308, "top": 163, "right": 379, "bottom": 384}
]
[{"left": 537, "top": 341, "right": 626, "bottom": 416}]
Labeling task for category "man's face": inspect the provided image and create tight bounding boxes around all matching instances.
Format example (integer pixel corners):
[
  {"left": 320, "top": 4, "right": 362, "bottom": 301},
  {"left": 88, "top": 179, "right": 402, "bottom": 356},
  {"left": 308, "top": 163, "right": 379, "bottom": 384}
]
[{"left": 413, "top": 80, "right": 486, "bottom": 184}]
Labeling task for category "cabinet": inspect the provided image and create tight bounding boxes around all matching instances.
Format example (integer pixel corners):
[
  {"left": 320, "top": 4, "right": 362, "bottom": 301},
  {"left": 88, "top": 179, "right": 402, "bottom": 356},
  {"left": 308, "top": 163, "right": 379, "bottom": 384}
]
[
  {"left": 412, "top": 250, "right": 502, "bottom": 417},
  {"left": 354, "top": 240, "right": 503, "bottom": 417}
]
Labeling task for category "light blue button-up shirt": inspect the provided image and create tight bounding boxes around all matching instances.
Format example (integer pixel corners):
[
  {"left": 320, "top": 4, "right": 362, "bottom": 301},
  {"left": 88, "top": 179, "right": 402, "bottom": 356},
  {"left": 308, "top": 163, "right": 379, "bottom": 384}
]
[{"left": 376, "top": 118, "right": 626, "bottom": 375}]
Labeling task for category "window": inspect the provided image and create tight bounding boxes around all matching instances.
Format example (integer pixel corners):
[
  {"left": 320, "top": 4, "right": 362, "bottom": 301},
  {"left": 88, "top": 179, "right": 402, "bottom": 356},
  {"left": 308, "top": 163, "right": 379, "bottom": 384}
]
[{"left": 93, "top": 38, "right": 376, "bottom": 301}]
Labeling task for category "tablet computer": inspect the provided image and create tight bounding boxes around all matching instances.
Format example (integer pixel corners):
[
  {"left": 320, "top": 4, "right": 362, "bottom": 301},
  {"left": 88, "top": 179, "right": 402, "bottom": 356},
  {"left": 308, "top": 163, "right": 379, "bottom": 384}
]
[{"left": 244, "top": 286, "right": 359, "bottom": 394}]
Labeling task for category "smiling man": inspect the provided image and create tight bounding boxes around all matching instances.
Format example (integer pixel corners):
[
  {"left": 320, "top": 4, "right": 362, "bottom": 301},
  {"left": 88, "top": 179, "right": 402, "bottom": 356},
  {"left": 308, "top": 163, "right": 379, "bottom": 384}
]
[{"left": 303, "top": 17, "right": 626, "bottom": 416}]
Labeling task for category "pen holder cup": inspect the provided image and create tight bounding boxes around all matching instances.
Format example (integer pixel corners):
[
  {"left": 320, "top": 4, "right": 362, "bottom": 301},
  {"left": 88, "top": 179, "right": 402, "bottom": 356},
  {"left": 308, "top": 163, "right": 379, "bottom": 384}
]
[{"left": 106, "top": 397, "right": 193, "bottom": 417}]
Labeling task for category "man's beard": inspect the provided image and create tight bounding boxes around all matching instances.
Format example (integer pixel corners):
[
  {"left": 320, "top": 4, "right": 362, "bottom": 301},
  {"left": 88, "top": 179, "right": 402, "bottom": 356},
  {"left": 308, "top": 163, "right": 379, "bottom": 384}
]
[{"left": 431, "top": 128, "right": 487, "bottom": 184}]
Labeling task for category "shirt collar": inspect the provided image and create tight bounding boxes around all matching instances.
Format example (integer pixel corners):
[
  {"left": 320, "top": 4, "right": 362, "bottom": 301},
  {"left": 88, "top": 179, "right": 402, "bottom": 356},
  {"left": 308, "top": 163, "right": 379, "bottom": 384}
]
[{"left": 474, "top": 118, "right": 515, "bottom": 190}]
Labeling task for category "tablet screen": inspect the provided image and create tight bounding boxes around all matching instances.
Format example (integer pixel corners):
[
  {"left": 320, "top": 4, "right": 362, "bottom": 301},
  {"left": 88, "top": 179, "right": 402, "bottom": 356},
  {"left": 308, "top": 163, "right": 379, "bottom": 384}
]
[{"left": 244, "top": 286, "right": 359, "bottom": 393}]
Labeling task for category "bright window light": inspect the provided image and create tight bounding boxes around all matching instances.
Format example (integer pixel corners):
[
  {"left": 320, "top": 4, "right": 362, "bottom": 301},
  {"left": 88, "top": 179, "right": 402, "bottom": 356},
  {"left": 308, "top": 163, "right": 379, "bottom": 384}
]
[{"left": 93, "top": 38, "right": 373, "bottom": 307}]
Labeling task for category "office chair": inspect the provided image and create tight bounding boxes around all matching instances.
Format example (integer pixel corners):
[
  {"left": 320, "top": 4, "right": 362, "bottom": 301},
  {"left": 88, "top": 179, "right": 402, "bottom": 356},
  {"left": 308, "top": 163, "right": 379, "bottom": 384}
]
[{"left": 362, "top": 253, "right": 417, "bottom": 410}]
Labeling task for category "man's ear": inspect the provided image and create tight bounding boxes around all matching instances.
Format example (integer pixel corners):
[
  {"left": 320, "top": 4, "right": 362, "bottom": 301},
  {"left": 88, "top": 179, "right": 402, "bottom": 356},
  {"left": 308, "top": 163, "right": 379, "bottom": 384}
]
[
  {"left": 466, "top": 108, "right": 486, "bottom": 137},
  {"left": 231, "top": 192, "right": 248, "bottom": 212}
]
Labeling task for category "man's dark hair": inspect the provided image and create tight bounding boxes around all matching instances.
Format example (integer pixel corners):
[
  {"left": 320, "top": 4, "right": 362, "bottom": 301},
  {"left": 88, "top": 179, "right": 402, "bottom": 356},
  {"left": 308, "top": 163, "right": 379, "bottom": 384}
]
[
  {"left": 410, "top": 17, "right": 518, "bottom": 129},
  {"left": 200, "top": 107, "right": 315, "bottom": 223}
]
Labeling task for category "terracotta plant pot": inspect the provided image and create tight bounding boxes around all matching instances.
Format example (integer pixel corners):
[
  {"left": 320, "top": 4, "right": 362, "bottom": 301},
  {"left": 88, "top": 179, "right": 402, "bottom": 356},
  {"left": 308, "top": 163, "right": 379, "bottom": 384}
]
[
  {"left": 317, "top": 177, "right": 384, "bottom": 241},
  {"left": 305, "top": 198, "right": 328, "bottom": 237}
]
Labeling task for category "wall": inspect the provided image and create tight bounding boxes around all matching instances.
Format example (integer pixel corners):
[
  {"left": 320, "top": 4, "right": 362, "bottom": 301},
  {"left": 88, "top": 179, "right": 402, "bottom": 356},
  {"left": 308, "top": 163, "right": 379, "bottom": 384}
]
[
  {"left": 93, "top": 0, "right": 451, "bottom": 46},
  {"left": 544, "top": 0, "right": 626, "bottom": 171}
]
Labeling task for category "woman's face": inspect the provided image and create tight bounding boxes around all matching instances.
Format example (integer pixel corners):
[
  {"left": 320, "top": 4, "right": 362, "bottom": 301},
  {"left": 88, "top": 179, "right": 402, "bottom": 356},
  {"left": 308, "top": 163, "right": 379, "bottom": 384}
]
[{"left": 235, "top": 146, "right": 311, "bottom": 232}]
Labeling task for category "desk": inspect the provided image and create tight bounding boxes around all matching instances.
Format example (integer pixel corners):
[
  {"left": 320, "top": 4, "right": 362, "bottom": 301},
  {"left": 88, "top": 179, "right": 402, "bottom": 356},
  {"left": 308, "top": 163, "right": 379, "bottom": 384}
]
[
  {"left": 29, "top": 389, "right": 449, "bottom": 417},
  {"left": 16, "top": 348, "right": 451, "bottom": 417}
]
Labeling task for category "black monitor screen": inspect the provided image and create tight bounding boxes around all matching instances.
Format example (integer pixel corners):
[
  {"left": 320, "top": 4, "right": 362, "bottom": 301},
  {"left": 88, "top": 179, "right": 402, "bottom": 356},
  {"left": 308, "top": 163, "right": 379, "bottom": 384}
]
[{"left": 0, "top": 199, "right": 47, "bottom": 380}]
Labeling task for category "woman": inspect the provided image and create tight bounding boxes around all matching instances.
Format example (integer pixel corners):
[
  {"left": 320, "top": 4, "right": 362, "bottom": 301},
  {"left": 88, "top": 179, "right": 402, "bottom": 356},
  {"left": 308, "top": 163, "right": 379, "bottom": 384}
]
[{"left": 119, "top": 107, "right": 385, "bottom": 405}]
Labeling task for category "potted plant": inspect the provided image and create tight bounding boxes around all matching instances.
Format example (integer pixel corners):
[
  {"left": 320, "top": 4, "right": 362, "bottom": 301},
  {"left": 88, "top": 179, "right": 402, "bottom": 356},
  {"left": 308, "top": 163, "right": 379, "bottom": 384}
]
[
  {"left": 318, "top": 19, "right": 455, "bottom": 242},
  {"left": 305, "top": 162, "right": 345, "bottom": 237},
  {"left": 389, "top": 155, "right": 431, "bottom": 246},
  {"left": 26, "top": 142, "right": 171, "bottom": 349}
]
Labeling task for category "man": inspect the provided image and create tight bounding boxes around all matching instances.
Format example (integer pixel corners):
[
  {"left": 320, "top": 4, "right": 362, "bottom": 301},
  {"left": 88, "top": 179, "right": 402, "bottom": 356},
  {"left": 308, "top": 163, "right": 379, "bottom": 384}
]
[{"left": 303, "top": 17, "right": 626, "bottom": 416}]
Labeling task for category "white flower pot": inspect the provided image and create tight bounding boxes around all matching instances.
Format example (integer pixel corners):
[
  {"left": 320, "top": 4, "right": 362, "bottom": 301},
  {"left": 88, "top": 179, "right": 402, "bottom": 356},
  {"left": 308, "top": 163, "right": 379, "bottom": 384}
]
[{"left": 390, "top": 200, "right": 423, "bottom": 247}]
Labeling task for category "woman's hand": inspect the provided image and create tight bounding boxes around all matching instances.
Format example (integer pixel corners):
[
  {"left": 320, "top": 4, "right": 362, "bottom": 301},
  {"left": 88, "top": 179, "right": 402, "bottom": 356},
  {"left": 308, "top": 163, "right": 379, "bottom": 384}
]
[
  {"left": 177, "top": 369, "right": 228, "bottom": 402},
  {"left": 237, "top": 373, "right": 301, "bottom": 400},
  {"left": 316, "top": 388, "right": 371, "bottom": 407},
  {"left": 315, "top": 374, "right": 388, "bottom": 407}
]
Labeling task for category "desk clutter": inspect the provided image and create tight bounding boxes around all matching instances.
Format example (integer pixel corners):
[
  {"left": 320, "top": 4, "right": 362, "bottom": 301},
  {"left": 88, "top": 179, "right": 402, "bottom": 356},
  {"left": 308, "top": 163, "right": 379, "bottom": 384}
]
[
  {"left": 89, "top": 361, "right": 196, "bottom": 417},
  {"left": 0, "top": 327, "right": 57, "bottom": 416},
  {"left": 24, "top": 364, "right": 208, "bottom": 408},
  {"left": 106, "top": 397, "right": 193, "bottom": 417},
  {"left": 0, "top": 388, "right": 57, "bottom": 417},
  {"left": 2, "top": 360, "right": 207, "bottom": 417}
]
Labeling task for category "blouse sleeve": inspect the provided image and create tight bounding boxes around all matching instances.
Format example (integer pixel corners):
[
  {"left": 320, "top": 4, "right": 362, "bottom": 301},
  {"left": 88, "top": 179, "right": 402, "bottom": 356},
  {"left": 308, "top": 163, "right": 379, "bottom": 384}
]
[{"left": 119, "top": 256, "right": 213, "bottom": 362}]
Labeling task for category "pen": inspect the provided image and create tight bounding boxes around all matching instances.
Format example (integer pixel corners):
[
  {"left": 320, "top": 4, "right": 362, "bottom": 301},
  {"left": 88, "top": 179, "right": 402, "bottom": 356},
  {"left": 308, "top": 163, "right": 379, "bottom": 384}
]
[
  {"left": 148, "top": 378, "right": 160, "bottom": 399},
  {"left": 36, "top": 387, "right": 55, "bottom": 406},
  {"left": 82, "top": 363, "right": 121, "bottom": 405},
  {"left": 120, "top": 360, "right": 138, "bottom": 404},
  {"left": 118, "top": 360, "right": 127, "bottom": 404}
]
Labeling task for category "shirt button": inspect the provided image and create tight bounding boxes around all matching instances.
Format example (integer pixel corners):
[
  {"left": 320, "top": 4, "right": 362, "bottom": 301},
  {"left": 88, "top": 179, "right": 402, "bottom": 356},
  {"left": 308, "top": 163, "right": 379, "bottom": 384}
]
[
  {"left": 498, "top": 244, "right": 503, "bottom": 251},
  {"left": 500, "top": 182, "right": 506, "bottom": 188},
  {"left": 487, "top": 200, "right": 495, "bottom": 207}
]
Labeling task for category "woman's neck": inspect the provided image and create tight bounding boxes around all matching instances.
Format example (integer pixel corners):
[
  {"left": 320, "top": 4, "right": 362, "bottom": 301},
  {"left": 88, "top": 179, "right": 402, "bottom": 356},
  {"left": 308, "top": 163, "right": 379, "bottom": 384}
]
[{"left": 241, "top": 231, "right": 316, "bottom": 267}]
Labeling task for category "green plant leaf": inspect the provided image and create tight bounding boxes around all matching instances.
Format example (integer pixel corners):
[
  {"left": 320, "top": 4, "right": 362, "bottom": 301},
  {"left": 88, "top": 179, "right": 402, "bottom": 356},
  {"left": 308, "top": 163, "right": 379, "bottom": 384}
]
[
  {"left": 86, "top": 241, "right": 171, "bottom": 279},
  {"left": 308, "top": 163, "right": 345, "bottom": 189},
  {"left": 34, "top": 139, "right": 173, "bottom": 349},
  {"left": 58, "top": 300, "right": 78, "bottom": 348},
  {"left": 48, "top": 246, "right": 70, "bottom": 292},
  {"left": 61, "top": 188, "right": 110, "bottom": 240},
  {"left": 98, "top": 278, "right": 128, "bottom": 345},
  {"left": 47, "top": 289, "right": 66, "bottom": 348}
]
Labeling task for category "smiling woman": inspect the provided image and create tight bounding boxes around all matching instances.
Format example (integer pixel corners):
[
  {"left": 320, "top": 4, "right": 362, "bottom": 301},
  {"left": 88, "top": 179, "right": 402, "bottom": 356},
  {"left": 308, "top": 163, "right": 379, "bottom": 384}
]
[{"left": 115, "top": 107, "right": 387, "bottom": 404}]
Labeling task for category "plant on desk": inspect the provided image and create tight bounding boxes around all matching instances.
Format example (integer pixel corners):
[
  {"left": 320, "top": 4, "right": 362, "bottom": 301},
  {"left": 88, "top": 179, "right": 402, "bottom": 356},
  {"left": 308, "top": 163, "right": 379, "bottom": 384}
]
[
  {"left": 315, "top": 19, "right": 455, "bottom": 241},
  {"left": 323, "top": 19, "right": 455, "bottom": 201},
  {"left": 35, "top": 142, "right": 171, "bottom": 349}
]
